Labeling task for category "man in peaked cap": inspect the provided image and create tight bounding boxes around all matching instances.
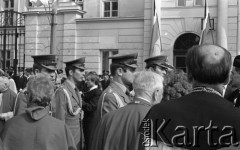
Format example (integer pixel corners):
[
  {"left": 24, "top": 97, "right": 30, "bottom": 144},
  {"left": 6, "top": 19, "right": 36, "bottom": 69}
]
[
  {"left": 54, "top": 57, "right": 85, "bottom": 150},
  {"left": 145, "top": 55, "right": 174, "bottom": 76},
  {"left": 96, "top": 53, "right": 138, "bottom": 123},
  {"left": 14, "top": 54, "right": 58, "bottom": 116},
  {"left": 224, "top": 55, "right": 240, "bottom": 104}
]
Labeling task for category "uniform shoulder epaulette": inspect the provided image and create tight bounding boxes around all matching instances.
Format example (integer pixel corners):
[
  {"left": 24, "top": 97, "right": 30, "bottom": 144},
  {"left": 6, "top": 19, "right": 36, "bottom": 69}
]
[{"left": 107, "top": 87, "right": 114, "bottom": 94}]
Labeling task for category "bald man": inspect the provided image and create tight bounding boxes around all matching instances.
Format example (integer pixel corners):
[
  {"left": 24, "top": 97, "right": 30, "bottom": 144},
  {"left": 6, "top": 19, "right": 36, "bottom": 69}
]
[{"left": 138, "top": 44, "right": 240, "bottom": 149}]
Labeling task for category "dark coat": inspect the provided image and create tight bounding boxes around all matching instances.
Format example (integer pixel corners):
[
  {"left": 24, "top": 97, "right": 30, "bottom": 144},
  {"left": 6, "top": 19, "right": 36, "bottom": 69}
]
[
  {"left": 101, "top": 80, "right": 110, "bottom": 91},
  {"left": 13, "top": 91, "right": 27, "bottom": 116},
  {"left": 18, "top": 75, "right": 28, "bottom": 91},
  {"left": 0, "top": 88, "right": 16, "bottom": 133},
  {"left": 1, "top": 106, "right": 76, "bottom": 150},
  {"left": 224, "top": 73, "right": 240, "bottom": 100},
  {"left": 91, "top": 98, "right": 151, "bottom": 150},
  {"left": 96, "top": 81, "right": 131, "bottom": 123},
  {"left": 82, "top": 88, "right": 102, "bottom": 150},
  {"left": 139, "top": 92, "right": 240, "bottom": 150},
  {"left": 54, "top": 80, "right": 83, "bottom": 150}
]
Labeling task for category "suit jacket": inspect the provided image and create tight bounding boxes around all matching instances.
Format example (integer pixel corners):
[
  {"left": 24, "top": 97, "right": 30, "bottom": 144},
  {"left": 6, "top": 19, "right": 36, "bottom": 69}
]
[
  {"left": 0, "top": 88, "right": 17, "bottom": 133},
  {"left": 96, "top": 81, "right": 131, "bottom": 122},
  {"left": 54, "top": 80, "right": 83, "bottom": 149},
  {"left": 1, "top": 106, "right": 76, "bottom": 150},
  {"left": 91, "top": 98, "right": 151, "bottom": 150},
  {"left": 139, "top": 92, "right": 240, "bottom": 150},
  {"left": 82, "top": 88, "right": 102, "bottom": 150}
]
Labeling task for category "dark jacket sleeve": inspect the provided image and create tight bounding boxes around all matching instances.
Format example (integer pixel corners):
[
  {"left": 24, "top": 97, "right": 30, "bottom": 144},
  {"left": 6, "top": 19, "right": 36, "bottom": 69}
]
[{"left": 82, "top": 89, "right": 102, "bottom": 112}]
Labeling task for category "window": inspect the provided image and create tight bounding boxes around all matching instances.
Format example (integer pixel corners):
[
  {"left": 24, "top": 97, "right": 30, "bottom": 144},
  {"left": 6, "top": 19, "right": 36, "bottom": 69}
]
[
  {"left": 101, "top": 50, "right": 118, "bottom": 73},
  {"left": 3, "top": 0, "right": 14, "bottom": 10},
  {"left": 177, "top": 0, "right": 186, "bottom": 7},
  {"left": 103, "top": 1, "right": 118, "bottom": 17},
  {"left": 173, "top": 33, "right": 200, "bottom": 72},
  {"left": 195, "top": 0, "right": 203, "bottom": 6}
]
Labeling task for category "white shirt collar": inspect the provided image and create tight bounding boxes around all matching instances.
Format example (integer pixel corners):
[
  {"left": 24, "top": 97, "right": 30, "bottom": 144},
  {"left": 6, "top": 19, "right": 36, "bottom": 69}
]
[{"left": 89, "top": 85, "right": 98, "bottom": 91}]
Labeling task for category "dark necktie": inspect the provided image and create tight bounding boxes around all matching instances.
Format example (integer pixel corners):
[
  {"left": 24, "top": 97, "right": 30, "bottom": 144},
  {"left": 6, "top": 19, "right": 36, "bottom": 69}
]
[{"left": 125, "top": 90, "right": 130, "bottom": 97}]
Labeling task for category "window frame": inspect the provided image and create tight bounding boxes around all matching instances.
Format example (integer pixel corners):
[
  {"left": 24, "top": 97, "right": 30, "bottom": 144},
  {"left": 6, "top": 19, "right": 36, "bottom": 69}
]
[
  {"left": 102, "top": 0, "right": 118, "bottom": 18},
  {"left": 3, "top": 0, "right": 14, "bottom": 11},
  {"left": 177, "top": 0, "right": 186, "bottom": 7},
  {"left": 100, "top": 49, "right": 118, "bottom": 73},
  {"left": 194, "top": 0, "right": 203, "bottom": 6}
]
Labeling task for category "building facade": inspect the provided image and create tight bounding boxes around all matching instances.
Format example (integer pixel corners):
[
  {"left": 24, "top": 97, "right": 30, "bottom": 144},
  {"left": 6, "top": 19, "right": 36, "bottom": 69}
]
[{"left": 1, "top": 0, "right": 239, "bottom": 74}]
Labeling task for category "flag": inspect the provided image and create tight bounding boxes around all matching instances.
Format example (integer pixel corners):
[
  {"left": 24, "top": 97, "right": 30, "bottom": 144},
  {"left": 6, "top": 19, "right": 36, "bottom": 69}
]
[
  {"left": 52, "top": 0, "right": 59, "bottom": 14},
  {"left": 30, "top": 0, "right": 59, "bottom": 14},
  {"left": 149, "top": 0, "right": 162, "bottom": 57},
  {"left": 30, "top": 0, "right": 43, "bottom": 7},
  {"left": 199, "top": 0, "right": 210, "bottom": 45}
]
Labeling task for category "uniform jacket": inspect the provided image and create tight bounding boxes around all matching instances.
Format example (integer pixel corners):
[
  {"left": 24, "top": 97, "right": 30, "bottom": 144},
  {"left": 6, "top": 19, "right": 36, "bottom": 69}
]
[
  {"left": 96, "top": 81, "right": 131, "bottom": 122},
  {"left": 82, "top": 88, "right": 102, "bottom": 150},
  {"left": 54, "top": 80, "right": 83, "bottom": 149},
  {"left": 1, "top": 106, "right": 76, "bottom": 150},
  {"left": 0, "top": 88, "right": 17, "bottom": 133},
  {"left": 91, "top": 98, "right": 151, "bottom": 150},
  {"left": 139, "top": 92, "right": 240, "bottom": 150}
]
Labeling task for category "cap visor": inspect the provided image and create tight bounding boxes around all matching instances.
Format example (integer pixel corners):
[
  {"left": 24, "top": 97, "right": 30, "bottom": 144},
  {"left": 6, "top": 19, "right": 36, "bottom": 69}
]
[{"left": 41, "top": 64, "right": 57, "bottom": 71}]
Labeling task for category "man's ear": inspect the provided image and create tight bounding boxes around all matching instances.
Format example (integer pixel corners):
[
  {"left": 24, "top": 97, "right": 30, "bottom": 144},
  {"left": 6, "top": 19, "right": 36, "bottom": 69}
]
[
  {"left": 34, "top": 69, "right": 39, "bottom": 75},
  {"left": 116, "top": 68, "right": 123, "bottom": 76},
  {"left": 152, "top": 88, "right": 163, "bottom": 104},
  {"left": 69, "top": 70, "right": 73, "bottom": 76}
]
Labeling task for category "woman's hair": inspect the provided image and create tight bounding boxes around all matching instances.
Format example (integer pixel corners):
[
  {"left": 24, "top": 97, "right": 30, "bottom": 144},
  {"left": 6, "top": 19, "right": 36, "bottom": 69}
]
[
  {"left": 86, "top": 72, "right": 100, "bottom": 86},
  {"left": 27, "top": 76, "right": 54, "bottom": 107}
]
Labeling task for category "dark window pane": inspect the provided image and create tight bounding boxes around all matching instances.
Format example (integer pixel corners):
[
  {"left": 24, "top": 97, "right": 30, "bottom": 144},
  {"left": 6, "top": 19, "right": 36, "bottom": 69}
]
[
  {"left": 104, "top": 12, "right": 110, "bottom": 17},
  {"left": 10, "top": 0, "right": 14, "bottom": 8},
  {"left": 104, "top": 2, "right": 110, "bottom": 11},
  {"left": 112, "top": 2, "right": 118, "bottom": 10},
  {"left": 176, "top": 56, "right": 186, "bottom": 68},
  {"left": 112, "top": 51, "right": 118, "bottom": 55},
  {"left": 5, "top": 1, "right": 9, "bottom": 8},
  {"left": 178, "top": 0, "right": 185, "bottom": 6},
  {"left": 7, "top": 51, "right": 10, "bottom": 58},
  {"left": 112, "top": 11, "right": 118, "bottom": 17},
  {"left": 6, "top": 60, "right": 10, "bottom": 68},
  {"left": 102, "top": 51, "right": 109, "bottom": 72}
]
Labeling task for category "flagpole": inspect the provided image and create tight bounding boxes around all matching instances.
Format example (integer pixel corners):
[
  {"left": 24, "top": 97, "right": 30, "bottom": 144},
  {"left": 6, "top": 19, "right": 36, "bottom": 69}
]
[
  {"left": 157, "top": 13, "right": 163, "bottom": 54},
  {"left": 209, "top": 13, "right": 214, "bottom": 44}
]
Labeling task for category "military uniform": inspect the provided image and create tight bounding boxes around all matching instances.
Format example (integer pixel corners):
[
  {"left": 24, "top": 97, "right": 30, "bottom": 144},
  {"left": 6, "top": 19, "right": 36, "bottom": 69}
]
[
  {"left": 144, "top": 55, "right": 174, "bottom": 71},
  {"left": 96, "top": 53, "right": 138, "bottom": 122},
  {"left": 54, "top": 58, "right": 85, "bottom": 150},
  {"left": 14, "top": 55, "right": 58, "bottom": 116}
]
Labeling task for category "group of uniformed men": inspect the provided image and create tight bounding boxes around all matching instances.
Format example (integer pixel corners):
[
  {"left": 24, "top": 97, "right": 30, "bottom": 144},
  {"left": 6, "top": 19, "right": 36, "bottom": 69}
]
[{"left": 0, "top": 52, "right": 173, "bottom": 150}]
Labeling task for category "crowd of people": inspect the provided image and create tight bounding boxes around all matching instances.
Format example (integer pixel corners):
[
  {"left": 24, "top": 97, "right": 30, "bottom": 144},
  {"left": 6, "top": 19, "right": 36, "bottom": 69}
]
[{"left": 0, "top": 44, "right": 239, "bottom": 150}]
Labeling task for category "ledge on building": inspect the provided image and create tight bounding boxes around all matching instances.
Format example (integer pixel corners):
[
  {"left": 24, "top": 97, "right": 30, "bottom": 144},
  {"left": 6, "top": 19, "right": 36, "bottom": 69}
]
[{"left": 76, "top": 17, "right": 144, "bottom": 22}]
